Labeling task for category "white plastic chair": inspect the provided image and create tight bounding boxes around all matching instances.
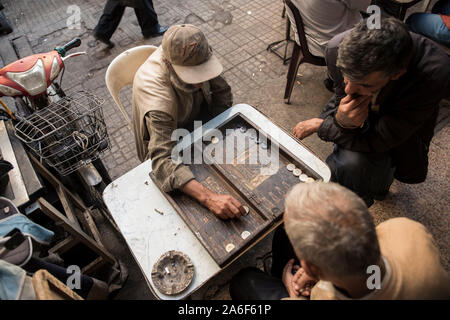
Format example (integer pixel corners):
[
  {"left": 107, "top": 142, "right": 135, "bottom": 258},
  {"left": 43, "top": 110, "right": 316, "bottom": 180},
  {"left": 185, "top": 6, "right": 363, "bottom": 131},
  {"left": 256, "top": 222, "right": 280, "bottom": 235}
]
[{"left": 105, "top": 45, "right": 157, "bottom": 128}]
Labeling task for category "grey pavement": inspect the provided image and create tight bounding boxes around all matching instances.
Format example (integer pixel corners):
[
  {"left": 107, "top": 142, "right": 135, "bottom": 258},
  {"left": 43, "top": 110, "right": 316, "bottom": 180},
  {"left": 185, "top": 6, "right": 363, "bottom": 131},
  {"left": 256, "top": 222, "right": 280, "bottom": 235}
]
[{"left": 0, "top": 0, "right": 448, "bottom": 300}]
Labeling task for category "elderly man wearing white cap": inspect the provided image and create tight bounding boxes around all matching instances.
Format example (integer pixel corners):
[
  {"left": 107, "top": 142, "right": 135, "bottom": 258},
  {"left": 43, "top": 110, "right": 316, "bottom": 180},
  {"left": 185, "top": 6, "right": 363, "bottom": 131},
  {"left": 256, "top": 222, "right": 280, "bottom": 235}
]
[{"left": 132, "top": 24, "right": 245, "bottom": 220}]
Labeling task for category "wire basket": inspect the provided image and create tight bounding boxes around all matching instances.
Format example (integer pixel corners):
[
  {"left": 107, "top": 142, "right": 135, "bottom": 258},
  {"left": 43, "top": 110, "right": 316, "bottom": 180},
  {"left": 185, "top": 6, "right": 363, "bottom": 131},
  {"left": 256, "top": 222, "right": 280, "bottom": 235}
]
[{"left": 15, "top": 91, "right": 110, "bottom": 176}]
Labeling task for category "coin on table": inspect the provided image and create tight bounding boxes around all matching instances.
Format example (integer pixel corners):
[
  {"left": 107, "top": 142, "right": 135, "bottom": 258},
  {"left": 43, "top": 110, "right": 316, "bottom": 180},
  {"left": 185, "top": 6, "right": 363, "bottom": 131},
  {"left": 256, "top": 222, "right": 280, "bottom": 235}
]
[
  {"left": 226, "top": 243, "right": 235, "bottom": 252},
  {"left": 293, "top": 168, "right": 302, "bottom": 177},
  {"left": 241, "top": 231, "right": 251, "bottom": 240},
  {"left": 242, "top": 205, "right": 250, "bottom": 216},
  {"left": 306, "top": 177, "right": 315, "bottom": 183},
  {"left": 211, "top": 136, "right": 219, "bottom": 144},
  {"left": 286, "top": 163, "right": 296, "bottom": 171},
  {"left": 299, "top": 174, "right": 308, "bottom": 182}
]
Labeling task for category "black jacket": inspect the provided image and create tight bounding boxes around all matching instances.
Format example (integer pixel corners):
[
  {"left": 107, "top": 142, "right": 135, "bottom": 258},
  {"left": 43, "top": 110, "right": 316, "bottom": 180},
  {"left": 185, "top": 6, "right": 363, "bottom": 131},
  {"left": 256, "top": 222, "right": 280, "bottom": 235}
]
[{"left": 318, "top": 31, "right": 450, "bottom": 184}]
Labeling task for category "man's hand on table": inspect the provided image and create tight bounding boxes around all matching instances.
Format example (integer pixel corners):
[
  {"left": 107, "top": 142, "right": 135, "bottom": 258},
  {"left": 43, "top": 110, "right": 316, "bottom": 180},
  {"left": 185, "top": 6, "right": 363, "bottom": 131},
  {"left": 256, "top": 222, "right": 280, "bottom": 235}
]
[
  {"left": 293, "top": 118, "right": 323, "bottom": 140},
  {"left": 180, "top": 180, "right": 245, "bottom": 219},
  {"left": 335, "top": 94, "right": 370, "bottom": 128},
  {"left": 203, "top": 193, "right": 244, "bottom": 219}
]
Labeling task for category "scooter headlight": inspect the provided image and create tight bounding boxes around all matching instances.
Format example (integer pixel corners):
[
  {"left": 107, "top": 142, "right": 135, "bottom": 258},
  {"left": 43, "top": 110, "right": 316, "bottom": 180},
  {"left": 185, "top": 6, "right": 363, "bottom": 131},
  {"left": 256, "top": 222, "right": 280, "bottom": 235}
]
[{"left": 6, "top": 59, "right": 47, "bottom": 96}]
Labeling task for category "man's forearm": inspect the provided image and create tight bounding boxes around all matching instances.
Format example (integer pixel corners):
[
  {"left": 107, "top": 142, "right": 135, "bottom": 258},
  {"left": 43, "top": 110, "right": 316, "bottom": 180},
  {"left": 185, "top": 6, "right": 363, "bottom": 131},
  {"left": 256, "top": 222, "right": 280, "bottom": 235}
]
[
  {"left": 180, "top": 179, "right": 211, "bottom": 206},
  {"left": 146, "top": 111, "right": 196, "bottom": 192}
]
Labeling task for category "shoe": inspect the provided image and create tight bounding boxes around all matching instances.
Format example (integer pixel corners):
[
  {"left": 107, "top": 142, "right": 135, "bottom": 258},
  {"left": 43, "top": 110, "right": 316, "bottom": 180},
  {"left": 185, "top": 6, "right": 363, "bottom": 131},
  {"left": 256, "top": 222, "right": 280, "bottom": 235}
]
[
  {"left": 93, "top": 33, "right": 115, "bottom": 49},
  {"left": 143, "top": 24, "right": 169, "bottom": 39},
  {"left": 323, "top": 77, "right": 334, "bottom": 92},
  {"left": 0, "top": 12, "right": 13, "bottom": 35}
]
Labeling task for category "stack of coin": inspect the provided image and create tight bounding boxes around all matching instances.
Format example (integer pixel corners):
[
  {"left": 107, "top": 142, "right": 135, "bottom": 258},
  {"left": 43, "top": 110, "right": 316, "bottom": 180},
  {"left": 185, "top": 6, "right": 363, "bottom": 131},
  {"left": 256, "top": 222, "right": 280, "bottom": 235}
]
[
  {"left": 286, "top": 163, "right": 295, "bottom": 171},
  {"left": 299, "top": 174, "right": 308, "bottom": 182},
  {"left": 286, "top": 163, "right": 314, "bottom": 182}
]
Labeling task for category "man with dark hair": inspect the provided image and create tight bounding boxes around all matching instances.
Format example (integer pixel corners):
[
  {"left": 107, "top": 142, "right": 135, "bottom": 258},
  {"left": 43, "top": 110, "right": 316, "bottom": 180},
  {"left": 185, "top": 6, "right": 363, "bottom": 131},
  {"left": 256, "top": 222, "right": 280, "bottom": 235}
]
[
  {"left": 230, "top": 182, "right": 450, "bottom": 300},
  {"left": 292, "top": 18, "right": 450, "bottom": 206}
]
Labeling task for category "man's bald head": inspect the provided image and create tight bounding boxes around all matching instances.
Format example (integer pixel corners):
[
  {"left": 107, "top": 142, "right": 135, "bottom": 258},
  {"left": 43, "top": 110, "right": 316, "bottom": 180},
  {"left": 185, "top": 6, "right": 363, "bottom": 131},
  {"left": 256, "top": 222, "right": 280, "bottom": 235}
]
[{"left": 284, "top": 182, "right": 380, "bottom": 278}]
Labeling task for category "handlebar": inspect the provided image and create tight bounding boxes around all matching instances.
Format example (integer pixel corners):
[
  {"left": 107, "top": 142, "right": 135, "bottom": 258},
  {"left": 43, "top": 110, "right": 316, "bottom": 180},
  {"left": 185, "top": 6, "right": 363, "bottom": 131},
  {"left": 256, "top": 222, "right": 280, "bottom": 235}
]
[{"left": 55, "top": 37, "right": 81, "bottom": 57}]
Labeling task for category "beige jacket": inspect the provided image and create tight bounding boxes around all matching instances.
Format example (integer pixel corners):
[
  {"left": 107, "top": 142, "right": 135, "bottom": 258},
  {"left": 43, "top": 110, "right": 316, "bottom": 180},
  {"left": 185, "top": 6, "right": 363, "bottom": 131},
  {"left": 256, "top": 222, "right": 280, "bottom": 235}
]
[
  {"left": 132, "top": 46, "right": 232, "bottom": 192},
  {"left": 309, "top": 218, "right": 450, "bottom": 300}
]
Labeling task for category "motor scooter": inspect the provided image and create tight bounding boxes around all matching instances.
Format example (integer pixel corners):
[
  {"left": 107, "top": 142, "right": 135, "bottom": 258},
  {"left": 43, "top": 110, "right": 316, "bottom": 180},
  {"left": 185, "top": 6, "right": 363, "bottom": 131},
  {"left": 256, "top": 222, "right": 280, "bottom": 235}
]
[{"left": 0, "top": 37, "right": 111, "bottom": 209}]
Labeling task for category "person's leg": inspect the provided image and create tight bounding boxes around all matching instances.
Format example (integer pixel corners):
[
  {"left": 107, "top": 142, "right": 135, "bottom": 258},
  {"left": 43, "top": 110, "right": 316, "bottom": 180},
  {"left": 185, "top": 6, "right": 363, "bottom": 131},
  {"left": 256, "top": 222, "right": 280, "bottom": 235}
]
[
  {"left": 93, "top": 0, "right": 125, "bottom": 41},
  {"left": 406, "top": 12, "right": 450, "bottom": 47},
  {"left": 229, "top": 267, "right": 289, "bottom": 300},
  {"left": 326, "top": 146, "right": 395, "bottom": 207},
  {"left": 230, "top": 226, "right": 298, "bottom": 300},
  {"left": 431, "top": 0, "right": 450, "bottom": 15},
  {"left": 270, "top": 226, "right": 298, "bottom": 279},
  {"left": 23, "top": 257, "right": 94, "bottom": 299},
  {"left": 135, "top": 0, "right": 165, "bottom": 37}
]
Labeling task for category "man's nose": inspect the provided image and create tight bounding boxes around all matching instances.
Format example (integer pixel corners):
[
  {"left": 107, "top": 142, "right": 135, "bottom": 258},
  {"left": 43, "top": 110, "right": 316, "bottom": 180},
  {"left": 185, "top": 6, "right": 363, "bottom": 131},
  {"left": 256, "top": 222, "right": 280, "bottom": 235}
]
[{"left": 345, "top": 81, "right": 360, "bottom": 96}]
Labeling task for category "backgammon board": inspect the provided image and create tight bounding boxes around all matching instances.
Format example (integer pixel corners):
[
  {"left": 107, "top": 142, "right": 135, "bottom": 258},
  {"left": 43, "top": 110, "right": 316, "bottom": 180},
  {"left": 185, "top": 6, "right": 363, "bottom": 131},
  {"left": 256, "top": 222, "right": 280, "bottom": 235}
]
[{"left": 151, "top": 112, "right": 326, "bottom": 267}]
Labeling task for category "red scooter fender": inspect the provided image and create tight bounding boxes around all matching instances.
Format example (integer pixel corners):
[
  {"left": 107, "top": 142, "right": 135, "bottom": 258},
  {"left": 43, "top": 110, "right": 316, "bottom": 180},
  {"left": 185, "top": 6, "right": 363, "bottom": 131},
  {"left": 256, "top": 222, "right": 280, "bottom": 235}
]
[{"left": 0, "top": 51, "right": 64, "bottom": 97}]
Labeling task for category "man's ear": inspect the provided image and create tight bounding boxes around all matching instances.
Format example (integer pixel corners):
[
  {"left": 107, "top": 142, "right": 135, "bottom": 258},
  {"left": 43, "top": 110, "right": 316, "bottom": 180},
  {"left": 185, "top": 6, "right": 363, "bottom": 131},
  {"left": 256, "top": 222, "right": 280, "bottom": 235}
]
[
  {"left": 391, "top": 68, "right": 407, "bottom": 80},
  {"left": 301, "top": 259, "right": 321, "bottom": 280}
]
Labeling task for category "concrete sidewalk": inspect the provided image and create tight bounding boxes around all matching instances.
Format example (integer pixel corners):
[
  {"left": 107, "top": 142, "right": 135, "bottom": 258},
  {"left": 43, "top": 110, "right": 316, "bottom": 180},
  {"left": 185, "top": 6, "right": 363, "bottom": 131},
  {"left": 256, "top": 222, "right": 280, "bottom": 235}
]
[{"left": 0, "top": 0, "right": 448, "bottom": 300}]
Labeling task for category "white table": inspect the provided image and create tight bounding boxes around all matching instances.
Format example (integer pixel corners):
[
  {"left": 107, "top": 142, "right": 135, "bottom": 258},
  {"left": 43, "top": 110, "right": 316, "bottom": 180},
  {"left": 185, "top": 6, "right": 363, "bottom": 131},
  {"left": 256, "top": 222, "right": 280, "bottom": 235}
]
[{"left": 103, "top": 104, "right": 330, "bottom": 299}]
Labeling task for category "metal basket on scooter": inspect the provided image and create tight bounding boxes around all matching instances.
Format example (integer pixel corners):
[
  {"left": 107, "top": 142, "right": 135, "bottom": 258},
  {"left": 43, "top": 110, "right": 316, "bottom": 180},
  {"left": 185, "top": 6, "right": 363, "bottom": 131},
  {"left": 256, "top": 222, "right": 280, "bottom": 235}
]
[{"left": 14, "top": 91, "right": 110, "bottom": 176}]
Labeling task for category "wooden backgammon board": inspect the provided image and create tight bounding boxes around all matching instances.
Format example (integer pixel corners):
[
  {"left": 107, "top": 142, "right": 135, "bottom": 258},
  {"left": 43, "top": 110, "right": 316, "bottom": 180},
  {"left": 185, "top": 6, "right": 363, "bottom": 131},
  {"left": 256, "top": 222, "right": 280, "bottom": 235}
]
[{"left": 151, "top": 113, "right": 323, "bottom": 267}]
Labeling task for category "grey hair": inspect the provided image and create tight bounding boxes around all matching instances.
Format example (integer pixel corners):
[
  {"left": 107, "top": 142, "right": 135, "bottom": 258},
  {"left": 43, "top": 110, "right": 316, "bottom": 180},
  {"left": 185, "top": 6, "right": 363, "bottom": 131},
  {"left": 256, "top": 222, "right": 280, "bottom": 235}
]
[
  {"left": 337, "top": 17, "right": 413, "bottom": 81},
  {"left": 284, "top": 182, "right": 380, "bottom": 278}
]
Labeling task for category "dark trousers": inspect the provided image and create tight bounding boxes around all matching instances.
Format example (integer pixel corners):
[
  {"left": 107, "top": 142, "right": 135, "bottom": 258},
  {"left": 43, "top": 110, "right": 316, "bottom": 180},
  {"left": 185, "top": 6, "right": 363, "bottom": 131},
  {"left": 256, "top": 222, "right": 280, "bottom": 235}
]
[
  {"left": 94, "top": 0, "right": 159, "bottom": 40},
  {"left": 326, "top": 145, "right": 395, "bottom": 207},
  {"left": 229, "top": 227, "right": 297, "bottom": 300}
]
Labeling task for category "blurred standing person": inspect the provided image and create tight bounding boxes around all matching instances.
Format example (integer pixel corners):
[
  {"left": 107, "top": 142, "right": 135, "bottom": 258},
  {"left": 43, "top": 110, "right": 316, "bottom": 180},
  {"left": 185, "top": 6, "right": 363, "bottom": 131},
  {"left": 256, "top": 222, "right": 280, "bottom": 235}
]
[{"left": 93, "top": 0, "right": 168, "bottom": 48}]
